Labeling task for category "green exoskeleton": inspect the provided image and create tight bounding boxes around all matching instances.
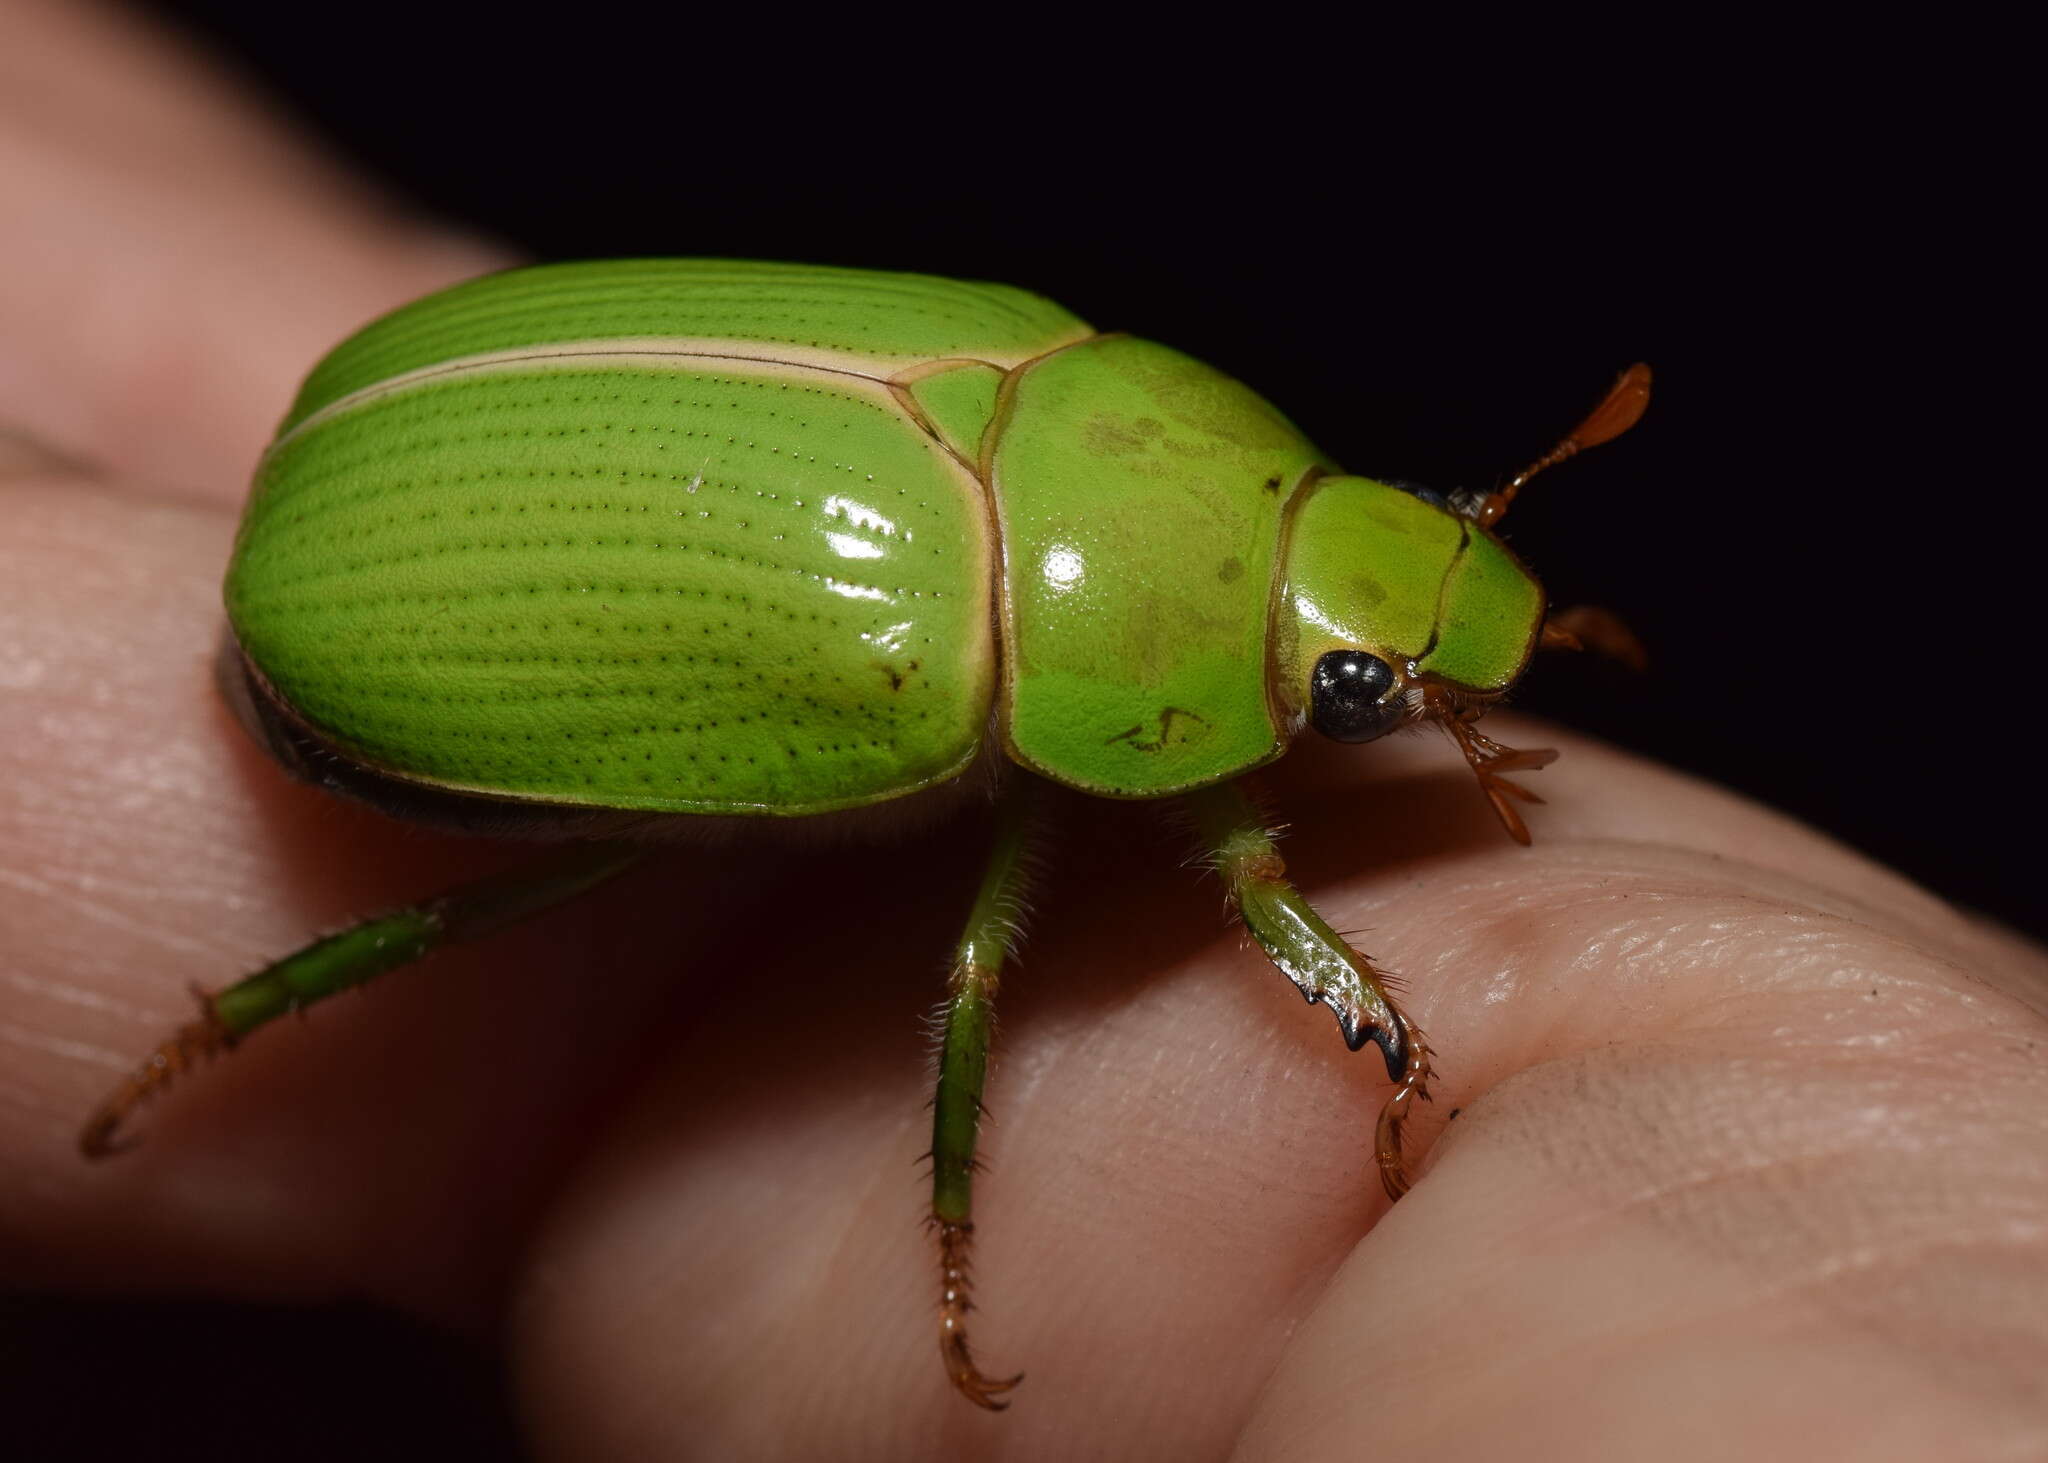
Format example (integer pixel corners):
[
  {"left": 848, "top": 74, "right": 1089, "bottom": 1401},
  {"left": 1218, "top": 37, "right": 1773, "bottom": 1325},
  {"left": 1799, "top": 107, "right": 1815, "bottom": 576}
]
[{"left": 81, "top": 260, "right": 1649, "bottom": 1410}]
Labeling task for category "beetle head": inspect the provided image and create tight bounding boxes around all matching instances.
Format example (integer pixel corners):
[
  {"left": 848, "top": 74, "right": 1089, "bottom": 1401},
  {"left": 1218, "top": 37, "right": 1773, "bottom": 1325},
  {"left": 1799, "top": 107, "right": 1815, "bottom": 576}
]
[
  {"left": 1274, "top": 365, "right": 1650, "bottom": 840},
  {"left": 1274, "top": 475, "right": 1544, "bottom": 745}
]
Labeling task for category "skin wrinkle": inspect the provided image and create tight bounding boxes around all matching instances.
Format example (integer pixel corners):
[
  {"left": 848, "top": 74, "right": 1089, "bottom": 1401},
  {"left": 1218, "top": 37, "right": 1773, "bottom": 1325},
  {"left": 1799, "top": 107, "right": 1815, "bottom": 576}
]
[
  {"left": 1277, "top": 1213, "right": 1745, "bottom": 1458},
  {"left": 1, "top": 1021, "right": 135, "bottom": 1072},
  {"left": 4, "top": 968, "right": 133, "bottom": 1017},
  {"left": 1796, "top": 1223, "right": 2048, "bottom": 1298},
  {"left": 1409, "top": 843, "right": 1987, "bottom": 978},
  {"left": 1245, "top": 1036, "right": 2048, "bottom": 1450},
  {"left": 1699, "top": 1217, "right": 2048, "bottom": 1412},
  {"left": 1605, "top": 1135, "right": 2029, "bottom": 1241},
  {"left": 1429, "top": 1283, "right": 2008, "bottom": 1447},
  {"left": 1391, "top": 876, "right": 2018, "bottom": 1039},
  {"left": 1429, "top": 1258, "right": 1827, "bottom": 1403},
  {"left": 1437, "top": 1039, "right": 2046, "bottom": 1275},
  {"left": 0, "top": 864, "right": 227, "bottom": 960}
]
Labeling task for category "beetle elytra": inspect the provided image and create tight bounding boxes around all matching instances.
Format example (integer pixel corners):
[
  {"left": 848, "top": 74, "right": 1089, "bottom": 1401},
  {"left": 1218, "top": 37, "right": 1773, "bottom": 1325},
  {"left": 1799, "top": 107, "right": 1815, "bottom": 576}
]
[{"left": 82, "top": 259, "right": 1648, "bottom": 1409}]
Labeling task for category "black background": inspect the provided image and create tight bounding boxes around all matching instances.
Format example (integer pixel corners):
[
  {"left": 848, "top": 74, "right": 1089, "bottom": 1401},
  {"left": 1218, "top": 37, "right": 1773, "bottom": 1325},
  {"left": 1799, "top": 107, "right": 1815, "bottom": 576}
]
[
  {"left": 12, "top": 5, "right": 2036, "bottom": 1457},
  {"left": 107, "top": 9, "right": 2034, "bottom": 934}
]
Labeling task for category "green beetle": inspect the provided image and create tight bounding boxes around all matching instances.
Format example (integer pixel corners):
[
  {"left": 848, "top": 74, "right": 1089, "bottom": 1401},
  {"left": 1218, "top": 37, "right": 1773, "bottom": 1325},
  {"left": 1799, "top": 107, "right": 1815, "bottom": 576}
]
[{"left": 82, "top": 259, "right": 1648, "bottom": 1410}]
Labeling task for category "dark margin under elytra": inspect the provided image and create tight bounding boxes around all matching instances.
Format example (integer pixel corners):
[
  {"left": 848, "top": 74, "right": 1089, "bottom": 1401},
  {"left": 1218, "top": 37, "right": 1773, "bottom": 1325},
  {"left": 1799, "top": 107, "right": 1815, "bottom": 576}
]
[{"left": 215, "top": 632, "right": 636, "bottom": 840}]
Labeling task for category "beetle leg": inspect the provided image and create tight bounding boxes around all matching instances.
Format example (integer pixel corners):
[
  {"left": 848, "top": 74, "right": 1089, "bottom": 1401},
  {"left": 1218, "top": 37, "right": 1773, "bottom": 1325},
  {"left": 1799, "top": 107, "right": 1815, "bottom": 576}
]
[
  {"left": 1444, "top": 720, "right": 1557, "bottom": 848},
  {"left": 1181, "top": 780, "right": 1432, "bottom": 1200},
  {"left": 80, "top": 842, "right": 642, "bottom": 1158},
  {"left": 930, "top": 777, "right": 1044, "bottom": 1411},
  {"left": 1540, "top": 605, "right": 1648, "bottom": 671},
  {"left": 1422, "top": 686, "right": 1559, "bottom": 847}
]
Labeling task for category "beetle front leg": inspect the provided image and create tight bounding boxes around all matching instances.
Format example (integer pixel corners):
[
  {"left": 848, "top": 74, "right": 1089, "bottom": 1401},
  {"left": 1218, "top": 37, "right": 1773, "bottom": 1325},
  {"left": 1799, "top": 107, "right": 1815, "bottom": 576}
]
[
  {"left": 80, "top": 842, "right": 642, "bottom": 1157},
  {"left": 929, "top": 777, "right": 1045, "bottom": 1410},
  {"left": 1181, "top": 780, "right": 1432, "bottom": 1200}
]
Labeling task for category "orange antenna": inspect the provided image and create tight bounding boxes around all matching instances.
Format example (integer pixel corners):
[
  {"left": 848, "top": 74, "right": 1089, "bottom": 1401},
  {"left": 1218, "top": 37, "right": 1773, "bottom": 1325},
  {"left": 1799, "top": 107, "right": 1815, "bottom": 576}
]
[{"left": 1478, "top": 362, "right": 1651, "bottom": 527}]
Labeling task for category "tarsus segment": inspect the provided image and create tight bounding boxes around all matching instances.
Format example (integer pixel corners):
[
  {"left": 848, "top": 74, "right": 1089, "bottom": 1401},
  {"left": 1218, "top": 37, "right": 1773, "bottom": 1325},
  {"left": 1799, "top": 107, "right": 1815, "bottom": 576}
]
[
  {"left": 1422, "top": 684, "right": 1559, "bottom": 847},
  {"left": 931, "top": 778, "right": 1042, "bottom": 1411},
  {"left": 80, "top": 842, "right": 644, "bottom": 1157},
  {"left": 1181, "top": 779, "right": 1432, "bottom": 1199}
]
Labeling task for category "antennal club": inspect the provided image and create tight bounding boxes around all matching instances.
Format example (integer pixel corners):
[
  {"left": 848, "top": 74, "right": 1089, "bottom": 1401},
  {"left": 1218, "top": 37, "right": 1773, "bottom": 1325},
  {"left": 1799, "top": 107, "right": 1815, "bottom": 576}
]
[{"left": 1478, "top": 362, "right": 1651, "bottom": 526}]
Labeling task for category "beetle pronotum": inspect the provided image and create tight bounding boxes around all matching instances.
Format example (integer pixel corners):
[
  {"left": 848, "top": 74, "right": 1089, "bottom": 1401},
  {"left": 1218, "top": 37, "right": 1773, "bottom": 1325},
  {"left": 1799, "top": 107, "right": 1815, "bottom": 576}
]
[{"left": 82, "top": 259, "right": 1648, "bottom": 1409}]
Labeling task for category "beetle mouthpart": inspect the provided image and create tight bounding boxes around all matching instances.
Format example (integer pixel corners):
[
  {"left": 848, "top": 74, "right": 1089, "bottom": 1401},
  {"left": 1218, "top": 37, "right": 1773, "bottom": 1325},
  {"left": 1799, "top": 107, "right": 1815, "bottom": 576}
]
[
  {"left": 79, "top": 986, "right": 233, "bottom": 1159},
  {"left": 936, "top": 1220, "right": 1024, "bottom": 1411}
]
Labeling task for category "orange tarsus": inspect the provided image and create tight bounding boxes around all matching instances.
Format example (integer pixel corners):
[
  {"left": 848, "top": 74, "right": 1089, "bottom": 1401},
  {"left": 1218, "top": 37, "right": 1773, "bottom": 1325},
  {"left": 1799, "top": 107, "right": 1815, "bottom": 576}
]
[
  {"left": 78, "top": 986, "right": 231, "bottom": 1159},
  {"left": 1425, "top": 686, "right": 1558, "bottom": 846},
  {"left": 936, "top": 1220, "right": 1022, "bottom": 1411},
  {"left": 1374, "top": 1007, "right": 1433, "bottom": 1201}
]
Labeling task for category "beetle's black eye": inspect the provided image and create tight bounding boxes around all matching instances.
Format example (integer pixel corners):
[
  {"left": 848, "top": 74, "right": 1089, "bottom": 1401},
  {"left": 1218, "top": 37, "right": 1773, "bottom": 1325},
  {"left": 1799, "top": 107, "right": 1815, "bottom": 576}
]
[
  {"left": 1310, "top": 650, "right": 1403, "bottom": 743},
  {"left": 1384, "top": 478, "right": 1453, "bottom": 511}
]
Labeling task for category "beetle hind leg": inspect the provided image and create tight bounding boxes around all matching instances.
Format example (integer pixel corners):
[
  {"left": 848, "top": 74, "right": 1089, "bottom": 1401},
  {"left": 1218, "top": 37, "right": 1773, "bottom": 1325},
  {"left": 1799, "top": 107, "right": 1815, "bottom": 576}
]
[
  {"left": 79, "top": 842, "right": 642, "bottom": 1157},
  {"left": 79, "top": 985, "right": 233, "bottom": 1157},
  {"left": 928, "top": 778, "right": 1044, "bottom": 1410},
  {"left": 1181, "top": 779, "right": 1433, "bottom": 1200}
]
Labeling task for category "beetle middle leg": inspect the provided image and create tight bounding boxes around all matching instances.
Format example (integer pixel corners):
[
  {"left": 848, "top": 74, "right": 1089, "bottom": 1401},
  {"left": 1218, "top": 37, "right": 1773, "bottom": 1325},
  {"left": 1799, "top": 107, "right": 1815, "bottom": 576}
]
[
  {"left": 1180, "top": 779, "right": 1432, "bottom": 1199},
  {"left": 79, "top": 842, "right": 642, "bottom": 1157},
  {"left": 929, "top": 777, "right": 1045, "bottom": 1410}
]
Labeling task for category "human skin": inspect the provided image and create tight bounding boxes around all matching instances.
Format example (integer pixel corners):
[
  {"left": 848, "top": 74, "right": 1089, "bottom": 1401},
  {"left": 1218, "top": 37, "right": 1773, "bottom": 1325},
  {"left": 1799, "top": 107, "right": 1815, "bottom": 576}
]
[{"left": 4, "top": 3, "right": 2048, "bottom": 1458}]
